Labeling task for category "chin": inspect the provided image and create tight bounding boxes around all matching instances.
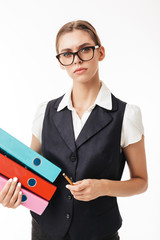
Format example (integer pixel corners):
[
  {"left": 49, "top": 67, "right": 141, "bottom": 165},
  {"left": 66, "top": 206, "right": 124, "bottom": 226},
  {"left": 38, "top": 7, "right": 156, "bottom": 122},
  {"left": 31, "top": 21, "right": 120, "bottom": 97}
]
[{"left": 70, "top": 70, "right": 98, "bottom": 84}]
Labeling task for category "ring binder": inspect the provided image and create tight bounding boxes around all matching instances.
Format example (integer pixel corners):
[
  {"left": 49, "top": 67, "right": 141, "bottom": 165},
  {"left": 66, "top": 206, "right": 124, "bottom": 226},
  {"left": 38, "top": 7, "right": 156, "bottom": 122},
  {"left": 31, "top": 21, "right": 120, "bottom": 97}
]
[{"left": 0, "top": 128, "right": 61, "bottom": 182}]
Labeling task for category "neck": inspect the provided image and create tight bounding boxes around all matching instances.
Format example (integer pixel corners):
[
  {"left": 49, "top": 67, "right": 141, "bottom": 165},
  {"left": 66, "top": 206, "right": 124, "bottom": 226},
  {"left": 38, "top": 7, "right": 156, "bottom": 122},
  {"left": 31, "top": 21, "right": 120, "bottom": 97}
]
[{"left": 71, "top": 72, "right": 102, "bottom": 111}]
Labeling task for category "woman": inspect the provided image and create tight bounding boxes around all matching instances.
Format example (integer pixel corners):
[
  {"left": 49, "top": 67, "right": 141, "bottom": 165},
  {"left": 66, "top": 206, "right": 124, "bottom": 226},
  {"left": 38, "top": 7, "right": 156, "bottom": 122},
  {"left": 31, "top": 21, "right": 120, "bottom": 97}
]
[{"left": 0, "top": 20, "right": 148, "bottom": 240}]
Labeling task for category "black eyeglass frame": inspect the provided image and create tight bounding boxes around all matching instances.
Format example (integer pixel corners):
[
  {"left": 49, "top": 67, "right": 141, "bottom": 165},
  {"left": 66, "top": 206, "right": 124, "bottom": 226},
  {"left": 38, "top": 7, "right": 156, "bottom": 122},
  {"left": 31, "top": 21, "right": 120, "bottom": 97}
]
[{"left": 56, "top": 45, "right": 100, "bottom": 66}]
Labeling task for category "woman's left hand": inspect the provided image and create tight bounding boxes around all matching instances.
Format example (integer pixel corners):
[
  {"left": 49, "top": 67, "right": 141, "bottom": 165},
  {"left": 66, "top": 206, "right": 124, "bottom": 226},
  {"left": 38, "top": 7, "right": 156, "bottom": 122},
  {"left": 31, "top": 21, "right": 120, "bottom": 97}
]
[{"left": 66, "top": 179, "right": 103, "bottom": 201}]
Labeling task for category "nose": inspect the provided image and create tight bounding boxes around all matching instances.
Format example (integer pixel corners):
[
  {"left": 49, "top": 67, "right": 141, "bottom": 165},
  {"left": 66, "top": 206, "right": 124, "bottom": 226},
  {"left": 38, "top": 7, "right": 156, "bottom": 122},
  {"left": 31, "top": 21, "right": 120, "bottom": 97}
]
[{"left": 73, "top": 53, "right": 82, "bottom": 64}]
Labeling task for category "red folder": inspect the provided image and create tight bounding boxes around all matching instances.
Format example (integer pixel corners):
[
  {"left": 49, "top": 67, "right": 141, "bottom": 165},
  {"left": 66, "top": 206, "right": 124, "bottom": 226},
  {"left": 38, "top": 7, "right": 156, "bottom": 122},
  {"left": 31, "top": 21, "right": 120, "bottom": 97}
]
[{"left": 0, "top": 153, "right": 57, "bottom": 201}]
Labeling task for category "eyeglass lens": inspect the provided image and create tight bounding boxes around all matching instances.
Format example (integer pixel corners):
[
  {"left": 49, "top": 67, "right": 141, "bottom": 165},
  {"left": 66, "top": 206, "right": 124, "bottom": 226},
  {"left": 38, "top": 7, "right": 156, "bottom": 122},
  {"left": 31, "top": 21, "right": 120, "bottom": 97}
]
[{"left": 59, "top": 47, "right": 94, "bottom": 66}]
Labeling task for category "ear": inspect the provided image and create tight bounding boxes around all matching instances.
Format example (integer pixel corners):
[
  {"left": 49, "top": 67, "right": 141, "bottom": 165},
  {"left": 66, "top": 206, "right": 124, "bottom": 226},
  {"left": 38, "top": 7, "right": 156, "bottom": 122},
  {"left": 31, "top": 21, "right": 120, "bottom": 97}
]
[{"left": 98, "top": 46, "right": 105, "bottom": 61}]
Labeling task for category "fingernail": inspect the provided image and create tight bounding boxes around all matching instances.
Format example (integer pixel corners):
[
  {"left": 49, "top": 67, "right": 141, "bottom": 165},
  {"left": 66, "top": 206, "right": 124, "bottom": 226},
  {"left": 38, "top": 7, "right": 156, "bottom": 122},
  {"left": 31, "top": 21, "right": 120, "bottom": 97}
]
[
  {"left": 19, "top": 191, "right": 22, "bottom": 195},
  {"left": 13, "top": 177, "right": 18, "bottom": 182},
  {"left": 8, "top": 178, "right": 12, "bottom": 182},
  {"left": 66, "top": 185, "right": 69, "bottom": 189},
  {"left": 18, "top": 182, "right": 21, "bottom": 187}
]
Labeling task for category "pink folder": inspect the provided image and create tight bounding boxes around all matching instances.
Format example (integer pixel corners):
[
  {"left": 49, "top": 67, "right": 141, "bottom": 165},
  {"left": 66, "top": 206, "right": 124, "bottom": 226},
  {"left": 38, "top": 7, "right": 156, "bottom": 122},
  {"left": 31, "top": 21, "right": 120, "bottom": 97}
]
[{"left": 0, "top": 174, "right": 49, "bottom": 215}]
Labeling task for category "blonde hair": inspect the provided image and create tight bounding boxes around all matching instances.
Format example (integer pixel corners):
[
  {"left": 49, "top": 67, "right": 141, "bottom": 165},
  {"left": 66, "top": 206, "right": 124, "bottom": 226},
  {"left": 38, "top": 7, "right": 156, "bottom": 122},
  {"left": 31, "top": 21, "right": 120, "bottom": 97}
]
[{"left": 56, "top": 20, "right": 101, "bottom": 54}]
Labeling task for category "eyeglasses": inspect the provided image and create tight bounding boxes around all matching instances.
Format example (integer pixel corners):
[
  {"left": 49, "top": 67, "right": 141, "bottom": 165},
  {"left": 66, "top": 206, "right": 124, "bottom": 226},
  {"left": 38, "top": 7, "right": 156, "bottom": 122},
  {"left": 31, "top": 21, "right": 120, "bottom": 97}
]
[{"left": 56, "top": 45, "right": 100, "bottom": 66}]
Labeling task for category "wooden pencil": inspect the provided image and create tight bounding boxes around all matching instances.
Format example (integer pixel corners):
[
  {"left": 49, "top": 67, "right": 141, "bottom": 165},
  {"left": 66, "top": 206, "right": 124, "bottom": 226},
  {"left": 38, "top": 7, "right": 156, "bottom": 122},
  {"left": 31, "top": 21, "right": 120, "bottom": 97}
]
[{"left": 62, "top": 173, "right": 73, "bottom": 185}]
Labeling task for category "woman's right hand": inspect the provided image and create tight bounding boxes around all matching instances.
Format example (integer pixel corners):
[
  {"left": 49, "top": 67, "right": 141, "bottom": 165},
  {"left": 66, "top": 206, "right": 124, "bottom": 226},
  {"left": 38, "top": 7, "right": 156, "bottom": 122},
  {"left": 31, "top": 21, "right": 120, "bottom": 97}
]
[{"left": 0, "top": 177, "right": 22, "bottom": 208}]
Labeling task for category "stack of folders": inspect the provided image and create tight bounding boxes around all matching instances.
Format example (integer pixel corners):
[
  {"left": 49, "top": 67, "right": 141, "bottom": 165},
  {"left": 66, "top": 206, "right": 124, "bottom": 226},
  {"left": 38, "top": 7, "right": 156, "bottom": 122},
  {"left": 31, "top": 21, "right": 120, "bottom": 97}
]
[{"left": 0, "top": 128, "right": 61, "bottom": 215}]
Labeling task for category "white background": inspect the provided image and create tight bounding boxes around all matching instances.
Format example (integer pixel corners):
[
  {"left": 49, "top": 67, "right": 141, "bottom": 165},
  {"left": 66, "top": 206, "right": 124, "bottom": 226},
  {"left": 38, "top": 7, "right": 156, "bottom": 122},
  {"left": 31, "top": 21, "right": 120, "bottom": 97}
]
[{"left": 0, "top": 0, "right": 159, "bottom": 239}]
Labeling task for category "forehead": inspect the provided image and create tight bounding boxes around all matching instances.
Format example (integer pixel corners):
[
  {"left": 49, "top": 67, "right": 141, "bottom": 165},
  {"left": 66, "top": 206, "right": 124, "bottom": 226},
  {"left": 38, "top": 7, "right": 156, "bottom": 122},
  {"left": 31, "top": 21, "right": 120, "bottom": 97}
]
[{"left": 58, "top": 30, "right": 95, "bottom": 52}]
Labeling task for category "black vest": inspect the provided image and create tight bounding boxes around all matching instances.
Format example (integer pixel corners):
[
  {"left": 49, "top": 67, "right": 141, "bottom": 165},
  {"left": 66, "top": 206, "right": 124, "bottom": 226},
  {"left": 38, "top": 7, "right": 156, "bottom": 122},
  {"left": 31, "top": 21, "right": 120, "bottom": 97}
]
[{"left": 31, "top": 94, "right": 127, "bottom": 240}]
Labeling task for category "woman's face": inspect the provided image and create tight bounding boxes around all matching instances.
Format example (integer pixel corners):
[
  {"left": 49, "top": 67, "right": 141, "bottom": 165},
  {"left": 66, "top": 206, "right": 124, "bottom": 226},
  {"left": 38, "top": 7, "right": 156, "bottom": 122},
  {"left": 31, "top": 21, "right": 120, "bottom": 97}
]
[{"left": 57, "top": 30, "right": 105, "bottom": 84}]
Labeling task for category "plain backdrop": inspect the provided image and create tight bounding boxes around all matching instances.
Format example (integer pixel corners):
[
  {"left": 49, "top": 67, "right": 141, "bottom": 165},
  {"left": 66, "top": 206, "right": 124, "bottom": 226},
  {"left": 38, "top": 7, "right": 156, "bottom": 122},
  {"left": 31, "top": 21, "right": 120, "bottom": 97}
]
[{"left": 0, "top": 0, "right": 159, "bottom": 239}]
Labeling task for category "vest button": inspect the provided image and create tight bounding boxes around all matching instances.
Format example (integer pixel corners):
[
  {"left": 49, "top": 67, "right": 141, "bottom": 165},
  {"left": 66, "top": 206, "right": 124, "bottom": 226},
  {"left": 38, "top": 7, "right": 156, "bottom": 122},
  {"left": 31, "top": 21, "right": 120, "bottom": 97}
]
[
  {"left": 66, "top": 213, "right": 71, "bottom": 219},
  {"left": 70, "top": 154, "right": 76, "bottom": 162},
  {"left": 67, "top": 194, "right": 72, "bottom": 200}
]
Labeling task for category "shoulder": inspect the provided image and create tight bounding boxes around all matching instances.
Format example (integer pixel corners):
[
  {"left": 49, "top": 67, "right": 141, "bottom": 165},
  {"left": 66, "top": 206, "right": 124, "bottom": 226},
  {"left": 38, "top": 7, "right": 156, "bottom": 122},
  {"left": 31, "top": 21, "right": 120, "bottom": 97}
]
[
  {"left": 112, "top": 94, "right": 143, "bottom": 131},
  {"left": 31, "top": 95, "right": 64, "bottom": 143},
  {"left": 111, "top": 94, "right": 127, "bottom": 113},
  {"left": 35, "top": 94, "right": 65, "bottom": 116},
  {"left": 45, "top": 95, "right": 65, "bottom": 112},
  {"left": 34, "top": 101, "right": 48, "bottom": 117},
  {"left": 124, "top": 103, "right": 144, "bottom": 133},
  {"left": 31, "top": 101, "right": 48, "bottom": 143},
  {"left": 121, "top": 103, "right": 144, "bottom": 148}
]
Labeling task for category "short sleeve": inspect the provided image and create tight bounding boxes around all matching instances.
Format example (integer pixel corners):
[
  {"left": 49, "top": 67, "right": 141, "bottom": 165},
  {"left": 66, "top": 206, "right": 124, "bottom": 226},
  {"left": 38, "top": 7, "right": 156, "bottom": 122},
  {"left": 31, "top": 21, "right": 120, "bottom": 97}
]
[
  {"left": 121, "top": 104, "right": 144, "bottom": 148},
  {"left": 31, "top": 102, "right": 48, "bottom": 143}
]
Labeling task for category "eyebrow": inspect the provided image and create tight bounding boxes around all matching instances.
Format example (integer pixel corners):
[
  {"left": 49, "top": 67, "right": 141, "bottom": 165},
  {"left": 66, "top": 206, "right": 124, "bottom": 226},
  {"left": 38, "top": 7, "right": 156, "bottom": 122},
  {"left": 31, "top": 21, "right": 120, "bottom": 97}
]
[{"left": 60, "top": 42, "right": 93, "bottom": 53}]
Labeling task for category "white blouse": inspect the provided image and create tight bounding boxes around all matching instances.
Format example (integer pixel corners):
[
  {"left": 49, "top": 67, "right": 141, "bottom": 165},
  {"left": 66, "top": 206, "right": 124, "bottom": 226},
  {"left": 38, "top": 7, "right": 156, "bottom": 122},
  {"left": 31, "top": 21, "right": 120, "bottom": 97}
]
[{"left": 32, "top": 81, "right": 144, "bottom": 148}]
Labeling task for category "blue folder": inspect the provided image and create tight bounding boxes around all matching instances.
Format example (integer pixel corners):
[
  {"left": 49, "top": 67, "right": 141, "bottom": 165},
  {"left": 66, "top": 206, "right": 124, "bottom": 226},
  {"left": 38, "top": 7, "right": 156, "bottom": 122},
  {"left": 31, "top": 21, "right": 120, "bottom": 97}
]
[{"left": 0, "top": 128, "right": 61, "bottom": 183}]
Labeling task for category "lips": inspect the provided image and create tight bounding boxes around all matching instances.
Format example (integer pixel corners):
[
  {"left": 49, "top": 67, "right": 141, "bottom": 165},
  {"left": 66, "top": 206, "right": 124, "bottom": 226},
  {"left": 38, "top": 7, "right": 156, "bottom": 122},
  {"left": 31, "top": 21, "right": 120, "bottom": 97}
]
[{"left": 74, "top": 68, "right": 87, "bottom": 74}]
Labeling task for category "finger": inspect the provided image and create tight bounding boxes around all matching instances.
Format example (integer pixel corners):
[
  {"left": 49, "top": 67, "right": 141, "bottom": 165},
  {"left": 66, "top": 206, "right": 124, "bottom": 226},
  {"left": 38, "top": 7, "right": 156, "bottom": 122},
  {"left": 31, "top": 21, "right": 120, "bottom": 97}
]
[
  {"left": 73, "top": 192, "right": 85, "bottom": 197},
  {"left": 67, "top": 185, "right": 85, "bottom": 192},
  {"left": 13, "top": 191, "right": 22, "bottom": 209},
  {"left": 9, "top": 182, "right": 22, "bottom": 207},
  {"left": 0, "top": 178, "right": 12, "bottom": 202},
  {"left": 67, "top": 181, "right": 86, "bottom": 192},
  {"left": 72, "top": 180, "right": 83, "bottom": 185},
  {"left": 2, "top": 177, "right": 18, "bottom": 206}
]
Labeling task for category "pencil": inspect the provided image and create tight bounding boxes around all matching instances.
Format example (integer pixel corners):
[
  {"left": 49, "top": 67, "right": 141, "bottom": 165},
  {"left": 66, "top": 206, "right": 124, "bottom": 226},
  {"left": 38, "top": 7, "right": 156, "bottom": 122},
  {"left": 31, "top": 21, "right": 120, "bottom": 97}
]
[{"left": 62, "top": 173, "right": 73, "bottom": 185}]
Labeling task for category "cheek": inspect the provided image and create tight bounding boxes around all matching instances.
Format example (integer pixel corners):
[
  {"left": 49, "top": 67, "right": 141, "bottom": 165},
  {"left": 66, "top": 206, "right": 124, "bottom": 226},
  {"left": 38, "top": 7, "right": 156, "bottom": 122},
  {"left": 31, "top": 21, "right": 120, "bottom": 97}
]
[
  {"left": 88, "top": 60, "right": 99, "bottom": 75},
  {"left": 65, "top": 68, "right": 74, "bottom": 78}
]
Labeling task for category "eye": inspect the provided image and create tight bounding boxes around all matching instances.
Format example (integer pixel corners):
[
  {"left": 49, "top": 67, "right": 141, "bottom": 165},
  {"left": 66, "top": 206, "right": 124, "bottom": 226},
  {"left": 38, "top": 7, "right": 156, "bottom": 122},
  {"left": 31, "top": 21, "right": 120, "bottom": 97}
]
[
  {"left": 80, "top": 47, "right": 91, "bottom": 53},
  {"left": 62, "top": 52, "right": 72, "bottom": 58}
]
